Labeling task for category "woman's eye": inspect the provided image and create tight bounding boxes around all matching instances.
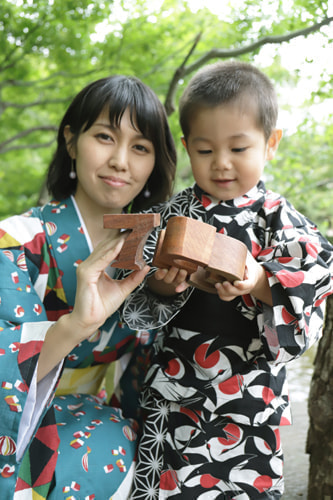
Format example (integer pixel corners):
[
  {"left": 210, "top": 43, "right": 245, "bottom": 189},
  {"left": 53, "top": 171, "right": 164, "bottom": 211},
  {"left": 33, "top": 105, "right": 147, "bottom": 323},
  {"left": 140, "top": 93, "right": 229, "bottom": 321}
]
[
  {"left": 134, "top": 144, "right": 149, "bottom": 153},
  {"left": 97, "top": 133, "right": 113, "bottom": 142}
]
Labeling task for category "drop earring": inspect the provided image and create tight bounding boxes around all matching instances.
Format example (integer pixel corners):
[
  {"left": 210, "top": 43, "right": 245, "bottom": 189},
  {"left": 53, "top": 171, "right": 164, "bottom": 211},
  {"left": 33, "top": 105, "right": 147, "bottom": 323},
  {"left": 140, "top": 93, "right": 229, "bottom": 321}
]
[
  {"left": 143, "top": 184, "right": 151, "bottom": 198},
  {"left": 69, "top": 159, "right": 77, "bottom": 180}
]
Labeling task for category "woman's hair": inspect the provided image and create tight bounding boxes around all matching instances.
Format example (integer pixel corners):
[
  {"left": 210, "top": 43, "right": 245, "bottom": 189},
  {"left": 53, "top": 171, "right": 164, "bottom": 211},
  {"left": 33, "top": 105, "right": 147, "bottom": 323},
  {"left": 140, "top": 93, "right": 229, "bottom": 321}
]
[
  {"left": 179, "top": 60, "right": 279, "bottom": 142},
  {"left": 47, "top": 75, "right": 176, "bottom": 211}
]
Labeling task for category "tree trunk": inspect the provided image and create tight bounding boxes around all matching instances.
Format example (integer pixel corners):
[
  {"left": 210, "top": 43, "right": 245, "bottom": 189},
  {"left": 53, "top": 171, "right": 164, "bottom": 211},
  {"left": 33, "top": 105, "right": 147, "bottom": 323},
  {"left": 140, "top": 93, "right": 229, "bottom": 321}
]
[{"left": 307, "top": 294, "right": 333, "bottom": 498}]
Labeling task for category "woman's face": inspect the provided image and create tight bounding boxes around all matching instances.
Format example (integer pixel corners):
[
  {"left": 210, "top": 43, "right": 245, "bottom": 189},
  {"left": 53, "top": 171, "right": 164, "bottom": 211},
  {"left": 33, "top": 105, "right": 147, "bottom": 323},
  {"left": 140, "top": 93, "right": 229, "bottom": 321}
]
[{"left": 65, "top": 107, "right": 155, "bottom": 215}]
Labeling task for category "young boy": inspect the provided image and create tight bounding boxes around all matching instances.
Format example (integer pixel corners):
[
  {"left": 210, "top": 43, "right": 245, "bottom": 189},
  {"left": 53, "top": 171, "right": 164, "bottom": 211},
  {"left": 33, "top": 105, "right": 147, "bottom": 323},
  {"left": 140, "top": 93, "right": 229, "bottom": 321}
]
[{"left": 122, "top": 61, "right": 333, "bottom": 499}]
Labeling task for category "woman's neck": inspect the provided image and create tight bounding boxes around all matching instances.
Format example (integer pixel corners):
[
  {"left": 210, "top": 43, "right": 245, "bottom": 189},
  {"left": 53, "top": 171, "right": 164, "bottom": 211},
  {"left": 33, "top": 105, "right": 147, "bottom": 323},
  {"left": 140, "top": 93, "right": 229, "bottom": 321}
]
[
  {"left": 73, "top": 195, "right": 121, "bottom": 248},
  {"left": 86, "top": 219, "right": 120, "bottom": 249}
]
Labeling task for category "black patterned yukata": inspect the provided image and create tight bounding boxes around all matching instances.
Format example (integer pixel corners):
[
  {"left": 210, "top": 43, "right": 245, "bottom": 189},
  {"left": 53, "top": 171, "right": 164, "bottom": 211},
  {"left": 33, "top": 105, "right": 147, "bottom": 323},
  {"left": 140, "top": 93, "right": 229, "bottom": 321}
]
[{"left": 122, "top": 182, "right": 333, "bottom": 499}]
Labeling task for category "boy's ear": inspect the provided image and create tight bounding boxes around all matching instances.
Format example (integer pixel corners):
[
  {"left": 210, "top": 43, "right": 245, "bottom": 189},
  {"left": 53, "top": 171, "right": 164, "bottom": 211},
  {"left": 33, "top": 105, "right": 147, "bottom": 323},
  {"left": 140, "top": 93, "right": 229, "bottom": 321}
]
[
  {"left": 266, "top": 129, "right": 282, "bottom": 160},
  {"left": 181, "top": 136, "right": 187, "bottom": 150},
  {"left": 64, "top": 125, "right": 76, "bottom": 159}
]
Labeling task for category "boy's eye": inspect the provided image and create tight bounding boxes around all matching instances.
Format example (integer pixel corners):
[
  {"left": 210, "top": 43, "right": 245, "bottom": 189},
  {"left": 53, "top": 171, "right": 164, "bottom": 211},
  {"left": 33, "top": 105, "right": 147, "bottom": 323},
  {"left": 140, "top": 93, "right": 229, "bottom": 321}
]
[
  {"left": 232, "top": 147, "right": 247, "bottom": 153},
  {"left": 198, "top": 149, "right": 212, "bottom": 155}
]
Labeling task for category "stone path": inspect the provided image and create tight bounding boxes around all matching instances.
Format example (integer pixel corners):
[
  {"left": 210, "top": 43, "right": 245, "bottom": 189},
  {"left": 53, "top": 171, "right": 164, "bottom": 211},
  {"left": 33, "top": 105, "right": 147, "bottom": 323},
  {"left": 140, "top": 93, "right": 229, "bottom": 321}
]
[{"left": 281, "top": 400, "right": 309, "bottom": 499}]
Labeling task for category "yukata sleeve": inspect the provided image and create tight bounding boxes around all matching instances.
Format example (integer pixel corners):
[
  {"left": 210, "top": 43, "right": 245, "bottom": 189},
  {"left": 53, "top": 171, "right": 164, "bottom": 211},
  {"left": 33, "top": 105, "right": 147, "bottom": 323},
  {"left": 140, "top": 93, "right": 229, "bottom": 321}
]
[
  {"left": 0, "top": 236, "right": 63, "bottom": 465},
  {"left": 240, "top": 198, "right": 333, "bottom": 364},
  {"left": 120, "top": 194, "right": 200, "bottom": 331},
  {"left": 120, "top": 220, "right": 193, "bottom": 331}
]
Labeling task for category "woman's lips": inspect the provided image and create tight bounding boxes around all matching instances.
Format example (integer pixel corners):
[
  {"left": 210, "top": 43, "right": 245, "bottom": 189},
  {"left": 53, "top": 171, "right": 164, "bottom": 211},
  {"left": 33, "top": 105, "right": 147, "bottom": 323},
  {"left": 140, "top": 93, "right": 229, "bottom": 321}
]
[{"left": 100, "top": 176, "right": 128, "bottom": 187}]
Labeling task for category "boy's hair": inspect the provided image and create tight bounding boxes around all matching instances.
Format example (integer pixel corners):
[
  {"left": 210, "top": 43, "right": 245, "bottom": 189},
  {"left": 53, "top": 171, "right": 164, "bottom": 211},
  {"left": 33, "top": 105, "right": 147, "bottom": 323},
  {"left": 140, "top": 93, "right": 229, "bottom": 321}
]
[
  {"left": 179, "top": 60, "right": 278, "bottom": 142},
  {"left": 47, "top": 75, "right": 176, "bottom": 211}
]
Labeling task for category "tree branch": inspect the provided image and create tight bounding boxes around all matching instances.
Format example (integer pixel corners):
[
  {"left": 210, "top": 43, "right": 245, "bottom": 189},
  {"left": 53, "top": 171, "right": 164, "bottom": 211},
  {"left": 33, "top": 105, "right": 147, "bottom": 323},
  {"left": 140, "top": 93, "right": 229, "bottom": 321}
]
[
  {"left": 1, "top": 139, "right": 56, "bottom": 154},
  {"left": 0, "top": 126, "right": 58, "bottom": 153},
  {"left": 164, "top": 16, "right": 333, "bottom": 116},
  {"left": 164, "top": 33, "right": 202, "bottom": 115},
  {"left": 0, "top": 67, "right": 105, "bottom": 89},
  {"left": 1, "top": 98, "right": 70, "bottom": 112}
]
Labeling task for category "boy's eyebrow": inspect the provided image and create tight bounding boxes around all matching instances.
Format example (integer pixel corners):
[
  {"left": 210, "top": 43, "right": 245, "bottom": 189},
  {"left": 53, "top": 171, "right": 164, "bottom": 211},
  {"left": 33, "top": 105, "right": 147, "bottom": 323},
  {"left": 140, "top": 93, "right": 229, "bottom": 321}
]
[
  {"left": 228, "top": 133, "right": 252, "bottom": 140},
  {"left": 191, "top": 132, "right": 251, "bottom": 142}
]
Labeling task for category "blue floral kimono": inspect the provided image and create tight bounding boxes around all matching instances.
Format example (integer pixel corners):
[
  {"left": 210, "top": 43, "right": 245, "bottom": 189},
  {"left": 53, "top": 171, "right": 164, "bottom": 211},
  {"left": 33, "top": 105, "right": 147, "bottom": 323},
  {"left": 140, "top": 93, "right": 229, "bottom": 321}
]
[{"left": 0, "top": 197, "right": 154, "bottom": 499}]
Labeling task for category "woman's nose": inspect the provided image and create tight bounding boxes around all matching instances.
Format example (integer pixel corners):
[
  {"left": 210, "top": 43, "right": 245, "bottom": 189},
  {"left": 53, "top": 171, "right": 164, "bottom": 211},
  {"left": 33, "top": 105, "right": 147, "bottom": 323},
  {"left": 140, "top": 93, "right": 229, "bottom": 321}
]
[{"left": 109, "top": 145, "right": 128, "bottom": 170}]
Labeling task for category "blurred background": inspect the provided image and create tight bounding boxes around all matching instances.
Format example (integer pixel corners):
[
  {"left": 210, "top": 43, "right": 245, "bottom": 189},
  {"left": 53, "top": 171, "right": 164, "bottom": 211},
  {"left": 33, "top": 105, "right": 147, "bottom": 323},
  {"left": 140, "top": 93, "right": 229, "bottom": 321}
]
[{"left": 1, "top": 2, "right": 333, "bottom": 496}]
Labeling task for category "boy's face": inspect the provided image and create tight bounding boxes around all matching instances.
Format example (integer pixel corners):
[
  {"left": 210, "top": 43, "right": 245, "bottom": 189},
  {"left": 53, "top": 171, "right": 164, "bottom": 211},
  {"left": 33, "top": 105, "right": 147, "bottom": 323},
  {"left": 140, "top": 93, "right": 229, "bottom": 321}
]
[{"left": 183, "top": 103, "right": 281, "bottom": 201}]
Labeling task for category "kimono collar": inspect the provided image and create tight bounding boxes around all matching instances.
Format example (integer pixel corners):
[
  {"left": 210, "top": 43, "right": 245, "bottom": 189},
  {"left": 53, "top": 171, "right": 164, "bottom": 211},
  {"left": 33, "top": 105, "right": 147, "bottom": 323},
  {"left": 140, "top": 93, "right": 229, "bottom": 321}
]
[
  {"left": 193, "top": 181, "right": 267, "bottom": 217},
  {"left": 41, "top": 197, "right": 91, "bottom": 308}
]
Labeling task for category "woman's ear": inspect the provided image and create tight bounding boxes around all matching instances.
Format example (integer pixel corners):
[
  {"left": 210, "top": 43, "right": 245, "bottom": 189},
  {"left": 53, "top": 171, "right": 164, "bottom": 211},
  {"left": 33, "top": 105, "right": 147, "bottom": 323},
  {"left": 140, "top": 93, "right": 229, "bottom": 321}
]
[
  {"left": 64, "top": 125, "right": 76, "bottom": 159},
  {"left": 266, "top": 129, "right": 282, "bottom": 160}
]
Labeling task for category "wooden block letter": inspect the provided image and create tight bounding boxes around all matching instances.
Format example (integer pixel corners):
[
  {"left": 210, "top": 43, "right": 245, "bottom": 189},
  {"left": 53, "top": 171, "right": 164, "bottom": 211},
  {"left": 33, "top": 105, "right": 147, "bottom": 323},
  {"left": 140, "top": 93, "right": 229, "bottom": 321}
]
[
  {"left": 205, "top": 232, "right": 247, "bottom": 283},
  {"left": 103, "top": 213, "right": 160, "bottom": 270},
  {"left": 189, "top": 233, "right": 248, "bottom": 293},
  {"left": 152, "top": 216, "right": 216, "bottom": 274}
]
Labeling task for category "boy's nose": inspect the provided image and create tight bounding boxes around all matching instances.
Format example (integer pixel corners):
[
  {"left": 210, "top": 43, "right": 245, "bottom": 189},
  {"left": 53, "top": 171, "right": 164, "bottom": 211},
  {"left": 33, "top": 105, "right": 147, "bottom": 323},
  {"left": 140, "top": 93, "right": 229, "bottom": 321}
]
[{"left": 213, "top": 151, "right": 232, "bottom": 170}]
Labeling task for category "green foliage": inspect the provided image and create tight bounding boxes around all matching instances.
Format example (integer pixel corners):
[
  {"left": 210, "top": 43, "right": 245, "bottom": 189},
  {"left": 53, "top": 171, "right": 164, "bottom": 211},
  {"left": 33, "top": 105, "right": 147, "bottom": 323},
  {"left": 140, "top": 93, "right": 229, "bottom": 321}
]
[
  {"left": 0, "top": 148, "right": 48, "bottom": 216},
  {"left": 265, "top": 117, "right": 333, "bottom": 240},
  {"left": 0, "top": 0, "right": 333, "bottom": 242}
]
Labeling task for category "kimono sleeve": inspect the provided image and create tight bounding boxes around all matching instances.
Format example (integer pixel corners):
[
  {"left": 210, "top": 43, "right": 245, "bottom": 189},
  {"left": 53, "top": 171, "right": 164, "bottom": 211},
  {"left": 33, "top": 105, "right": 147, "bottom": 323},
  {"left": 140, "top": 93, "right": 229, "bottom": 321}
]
[
  {"left": 120, "top": 205, "right": 193, "bottom": 330},
  {"left": 0, "top": 231, "right": 61, "bottom": 470},
  {"left": 244, "top": 198, "right": 333, "bottom": 364}
]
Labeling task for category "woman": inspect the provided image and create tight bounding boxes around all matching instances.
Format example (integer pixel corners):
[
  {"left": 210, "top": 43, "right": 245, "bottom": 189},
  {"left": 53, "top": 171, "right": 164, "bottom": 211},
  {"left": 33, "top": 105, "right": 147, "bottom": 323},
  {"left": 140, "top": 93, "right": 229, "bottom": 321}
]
[{"left": 0, "top": 75, "right": 176, "bottom": 499}]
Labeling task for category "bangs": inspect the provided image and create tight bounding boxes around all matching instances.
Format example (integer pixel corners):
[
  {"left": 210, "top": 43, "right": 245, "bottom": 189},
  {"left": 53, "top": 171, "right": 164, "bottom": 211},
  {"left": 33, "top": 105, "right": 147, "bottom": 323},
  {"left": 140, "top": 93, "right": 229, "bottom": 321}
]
[
  {"left": 108, "top": 83, "right": 163, "bottom": 144},
  {"left": 129, "top": 97, "right": 162, "bottom": 143},
  {"left": 80, "top": 77, "right": 160, "bottom": 143}
]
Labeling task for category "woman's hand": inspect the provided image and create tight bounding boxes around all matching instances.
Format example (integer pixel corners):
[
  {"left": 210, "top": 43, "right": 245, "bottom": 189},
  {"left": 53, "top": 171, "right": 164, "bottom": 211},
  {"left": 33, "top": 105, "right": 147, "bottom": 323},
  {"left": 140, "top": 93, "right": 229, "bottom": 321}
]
[
  {"left": 37, "top": 234, "right": 149, "bottom": 382},
  {"left": 71, "top": 234, "right": 150, "bottom": 341}
]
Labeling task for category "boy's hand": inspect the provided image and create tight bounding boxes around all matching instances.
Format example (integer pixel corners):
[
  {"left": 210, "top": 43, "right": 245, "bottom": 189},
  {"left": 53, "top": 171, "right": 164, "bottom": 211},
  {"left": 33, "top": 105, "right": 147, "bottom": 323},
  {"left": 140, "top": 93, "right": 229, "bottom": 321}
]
[
  {"left": 148, "top": 266, "right": 190, "bottom": 296},
  {"left": 215, "top": 252, "right": 272, "bottom": 306}
]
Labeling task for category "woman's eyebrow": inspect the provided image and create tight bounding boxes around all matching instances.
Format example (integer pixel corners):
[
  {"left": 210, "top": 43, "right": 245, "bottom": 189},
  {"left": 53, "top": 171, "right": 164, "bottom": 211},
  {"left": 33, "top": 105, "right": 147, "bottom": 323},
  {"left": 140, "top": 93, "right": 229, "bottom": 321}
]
[
  {"left": 93, "top": 122, "right": 149, "bottom": 140},
  {"left": 93, "top": 121, "right": 114, "bottom": 128}
]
